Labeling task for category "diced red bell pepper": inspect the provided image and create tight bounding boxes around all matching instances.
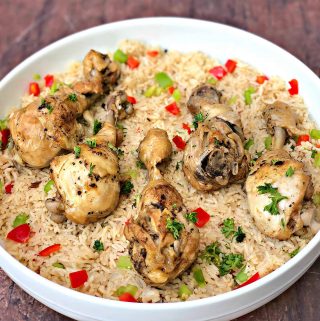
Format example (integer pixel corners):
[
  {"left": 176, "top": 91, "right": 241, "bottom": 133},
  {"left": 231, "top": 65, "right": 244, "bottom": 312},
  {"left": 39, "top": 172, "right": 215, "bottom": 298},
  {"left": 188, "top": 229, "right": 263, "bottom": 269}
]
[
  {"left": 256, "top": 75, "right": 269, "bottom": 84},
  {"left": 69, "top": 270, "right": 88, "bottom": 288},
  {"left": 168, "top": 86, "right": 175, "bottom": 95},
  {"left": 209, "top": 66, "right": 227, "bottom": 80},
  {"left": 297, "top": 134, "right": 310, "bottom": 146},
  {"left": 7, "top": 224, "right": 31, "bottom": 243},
  {"left": 127, "top": 96, "right": 137, "bottom": 104},
  {"left": 119, "top": 292, "right": 137, "bottom": 302},
  {"left": 127, "top": 56, "right": 140, "bottom": 69},
  {"left": 165, "top": 102, "right": 180, "bottom": 115},
  {"left": 44, "top": 74, "right": 54, "bottom": 87},
  {"left": 29, "top": 82, "right": 40, "bottom": 96},
  {"left": 172, "top": 135, "right": 186, "bottom": 150},
  {"left": 1, "top": 128, "right": 10, "bottom": 150},
  {"left": 38, "top": 244, "right": 61, "bottom": 257},
  {"left": 288, "top": 79, "right": 299, "bottom": 95},
  {"left": 193, "top": 207, "right": 210, "bottom": 227},
  {"left": 182, "top": 123, "right": 192, "bottom": 134},
  {"left": 225, "top": 59, "right": 237, "bottom": 73},
  {"left": 5, "top": 182, "right": 14, "bottom": 194},
  {"left": 238, "top": 272, "right": 260, "bottom": 288},
  {"left": 147, "top": 50, "right": 159, "bottom": 57}
]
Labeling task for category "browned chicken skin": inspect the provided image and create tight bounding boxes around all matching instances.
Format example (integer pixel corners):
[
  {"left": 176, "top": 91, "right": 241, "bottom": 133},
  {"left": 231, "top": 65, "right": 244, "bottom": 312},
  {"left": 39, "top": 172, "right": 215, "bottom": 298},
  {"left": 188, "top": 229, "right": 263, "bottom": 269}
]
[
  {"left": 246, "top": 150, "right": 314, "bottom": 240},
  {"left": 45, "top": 91, "right": 133, "bottom": 225},
  {"left": 124, "top": 129, "right": 200, "bottom": 287},
  {"left": 183, "top": 84, "right": 248, "bottom": 191},
  {"left": 9, "top": 50, "right": 119, "bottom": 168},
  {"left": 262, "top": 101, "right": 302, "bottom": 150}
]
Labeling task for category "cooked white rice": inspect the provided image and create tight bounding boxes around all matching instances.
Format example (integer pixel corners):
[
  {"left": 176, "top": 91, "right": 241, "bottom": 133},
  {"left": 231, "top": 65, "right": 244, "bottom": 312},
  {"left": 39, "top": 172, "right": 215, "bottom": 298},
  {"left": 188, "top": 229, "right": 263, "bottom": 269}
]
[{"left": 0, "top": 40, "right": 318, "bottom": 303}]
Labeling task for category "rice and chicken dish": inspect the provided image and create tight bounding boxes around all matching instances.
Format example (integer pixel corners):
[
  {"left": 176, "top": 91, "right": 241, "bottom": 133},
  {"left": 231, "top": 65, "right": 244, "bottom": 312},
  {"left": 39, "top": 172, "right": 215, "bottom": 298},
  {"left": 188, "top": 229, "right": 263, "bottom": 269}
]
[{"left": 1, "top": 40, "right": 320, "bottom": 303}]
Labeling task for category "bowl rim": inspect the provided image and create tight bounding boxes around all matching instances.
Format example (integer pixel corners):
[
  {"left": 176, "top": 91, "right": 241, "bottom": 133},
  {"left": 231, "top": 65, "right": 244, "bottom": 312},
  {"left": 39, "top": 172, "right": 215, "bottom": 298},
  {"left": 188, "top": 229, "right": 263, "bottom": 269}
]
[{"left": 1, "top": 16, "right": 320, "bottom": 310}]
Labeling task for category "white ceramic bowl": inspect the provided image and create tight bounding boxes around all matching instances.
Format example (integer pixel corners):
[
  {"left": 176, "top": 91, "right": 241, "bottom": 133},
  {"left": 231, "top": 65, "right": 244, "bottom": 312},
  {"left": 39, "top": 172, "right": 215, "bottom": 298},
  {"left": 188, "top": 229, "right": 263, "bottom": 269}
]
[{"left": 1, "top": 17, "right": 320, "bottom": 321}]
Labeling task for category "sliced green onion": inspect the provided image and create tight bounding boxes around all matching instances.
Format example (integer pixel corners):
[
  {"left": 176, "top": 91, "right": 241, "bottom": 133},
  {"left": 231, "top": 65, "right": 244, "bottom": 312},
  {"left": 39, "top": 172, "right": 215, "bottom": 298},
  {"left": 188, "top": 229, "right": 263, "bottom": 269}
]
[
  {"left": 116, "top": 255, "right": 133, "bottom": 269},
  {"left": 0, "top": 180, "right": 3, "bottom": 194},
  {"left": 244, "top": 87, "right": 256, "bottom": 105},
  {"left": 50, "top": 81, "right": 60, "bottom": 94},
  {"left": 289, "top": 247, "right": 300, "bottom": 258},
  {"left": 52, "top": 262, "right": 65, "bottom": 269},
  {"left": 12, "top": 213, "right": 29, "bottom": 228},
  {"left": 312, "top": 192, "right": 320, "bottom": 206},
  {"left": 227, "top": 96, "right": 237, "bottom": 105},
  {"left": 207, "top": 77, "right": 217, "bottom": 85},
  {"left": 33, "top": 73, "right": 41, "bottom": 81},
  {"left": 74, "top": 146, "right": 81, "bottom": 158},
  {"left": 235, "top": 270, "right": 248, "bottom": 283},
  {"left": 115, "top": 284, "right": 138, "bottom": 297},
  {"left": 314, "top": 153, "right": 320, "bottom": 167},
  {"left": 193, "top": 267, "right": 206, "bottom": 287},
  {"left": 126, "top": 169, "right": 139, "bottom": 179},
  {"left": 310, "top": 129, "right": 320, "bottom": 139},
  {"left": 44, "top": 180, "right": 54, "bottom": 194},
  {"left": 154, "top": 86, "right": 163, "bottom": 96},
  {"left": 172, "top": 89, "right": 181, "bottom": 102},
  {"left": 178, "top": 284, "right": 192, "bottom": 301},
  {"left": 154, "top": 72, "right": 173, "bottom": 89},
  {"left": 0, "top": 119, "right": 7, "bottom": 130},
  {"left": 264, "top": 136, "right": 272, "bottom": 150},
  {"left": 144, "top": 86, "right": 156, "bottom": 98},
  {"left": 244, "top": 138, "right": 254, "bottom": 150},
  {"left": 113, "top": 49, "right": 128, "bottom": 63}
]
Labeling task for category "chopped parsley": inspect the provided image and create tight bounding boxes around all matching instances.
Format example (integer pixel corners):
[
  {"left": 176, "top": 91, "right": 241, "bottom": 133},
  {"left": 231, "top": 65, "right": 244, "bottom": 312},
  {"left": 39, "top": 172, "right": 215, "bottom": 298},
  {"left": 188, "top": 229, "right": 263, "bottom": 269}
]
[
  {"left": 136, "top": 160, "right": 146, "bottom": 169},
  {"left": 221, "top": 218, "right": 246, "bottom": 242},
  {"left": 93, "top": 119, "right": 102, "bottom": 135},
  {"left": 192, "top": 112, "right": 204, "bottom": 129},
  {"left": 39, "top": 98, "right": 53, "bottom": 113},
  {"left": 271, "top": 159, "right": 283, "bottom": 165},
  {"left": 89, "top": 163, "right": 95, "bottom": 177},
  {"left": 244, "top": 138, "right": 254, "bottom": 150},
  {"left": 86, "top": 139, "right": 97, "bottom": 148},
  {"left": 234, "top": 227, "right": 246, "bottom": 242},
  {"left": 201, "top": 242, "right": 222, "bottom": 267},
  {"left": 285, "top": 166, "right": 295, "bottom": 177},
  {"left": 311, "top": 150, "right": 317, "bottom": 159},
  {"left": 44, "top": 180, "right": 54, "bottom": 194},
  {"left": 214, "top": 137, "right": 222, "bottom": 146},
  {"left": 257, "top": 183, "right": 288, "bottom": 215},
  {"left": 108, "top": 142, "right": 124, "bottom": 157},
  {"left": 166, "top": 218, "right": 184, "bottom": 239},
  {"left": 219, "top": 253, "right": 244, "bottom": 276},
  {"left": 93, "top": 240, "right": 104, "bottom": 252},
  {"left": 289, "top": 247, "right": 300, "bottom": 258},
  {"left": 68, "top": 93, "right": 78, "bottom": 102},
  {"left": 74, "top": 146, "right": 81, "bottom": 158},
  {"left": 121, "top": 180, "right": 134, "bottom": 195},
  {"left": 264, "top": 136, "right": 272, "bottom": 150},
  {"left": 0, "top": 118, "right": 7, "bottom": 130},
  {"left": 175, "top": 160, "right": 183, "bottom": 171},
  {"left": 185, "top": 212, "right": 197, "bottom": 223}
]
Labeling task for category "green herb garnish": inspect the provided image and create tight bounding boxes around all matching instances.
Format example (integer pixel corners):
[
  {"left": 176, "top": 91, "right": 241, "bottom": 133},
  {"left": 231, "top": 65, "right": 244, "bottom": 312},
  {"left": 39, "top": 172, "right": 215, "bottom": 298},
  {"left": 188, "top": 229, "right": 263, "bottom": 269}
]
[
  {"left": 257, "top": 183, "right": 288, "bottom": 215},
  {"left": 192, "top": 112, "right": 204, "bottom": 129},
  {"left": 289, "top": 247, "right": 300, "bottom": 258},
  {"left": 74, "top": 146, "right": 81, "bottom": 158},
  {"left": 0, "top": 119, "right": 7, "bottom": 130},
  {"left": 310, "top": 129, "right": 320, "bottom": 139},
  {"left": 108, "top": 142, "right": 124, "bottom": 157},
  {"left": 93, "top": 240, "right": 104, "bottom": 252},
  {"left": 52, "top": 262, "right": 65, "bottom": 269},
  {"left": 234, "top": 226, "right": 246, "bottom": 243},
  {"left": 89, "top": 163, "right": 95, "bottom": 176},
  {"left": 116, "top": 255, "right": 133, "bottom": 269},
  {"left": 285, "top": 166, "right": 295, "bottom": 177},
  {"left": 244, "top": 87, "right": 256, "bottom": 105},
  {"left": 121, "top": 180, "right": 134, "bottom": 195},
  {"left": 93, "top": 119, "right": 102, "bottom": 135},
  {"left": 185, "top": 212, "right": 197, "bottom": 224},
  {"left": 201, "top": 242, "right": 222, "bottom": 267},
  {"left": 136, "top": 160, "right": 146, "bottom": 169},
  {"left": 115, "top": 284, "right": 138, "bottom": 297},
  {"left": 68, "top": 93, "right": 77, "bottom": 102},
  {"left": 219, "top": 253, "right": 244, "bottom": 276},
  {"left": 86, "top": 139, "right": 97, "bottom": 148},
  {"left": 193, "top": 267, "right": 206, "bottom": 287},
  {"left": 166, "top": 218, "right": 184, "bottom": 239},
  {"left": 178, "top": 284, "right": 192, "bottom": 301}
]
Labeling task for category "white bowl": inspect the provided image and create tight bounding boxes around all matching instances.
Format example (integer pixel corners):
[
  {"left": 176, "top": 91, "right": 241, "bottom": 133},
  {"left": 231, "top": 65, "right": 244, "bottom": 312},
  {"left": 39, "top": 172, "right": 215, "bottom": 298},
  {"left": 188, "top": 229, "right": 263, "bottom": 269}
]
[{"left": 1, "top": 17, "right": 320, "bottom": 321}]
